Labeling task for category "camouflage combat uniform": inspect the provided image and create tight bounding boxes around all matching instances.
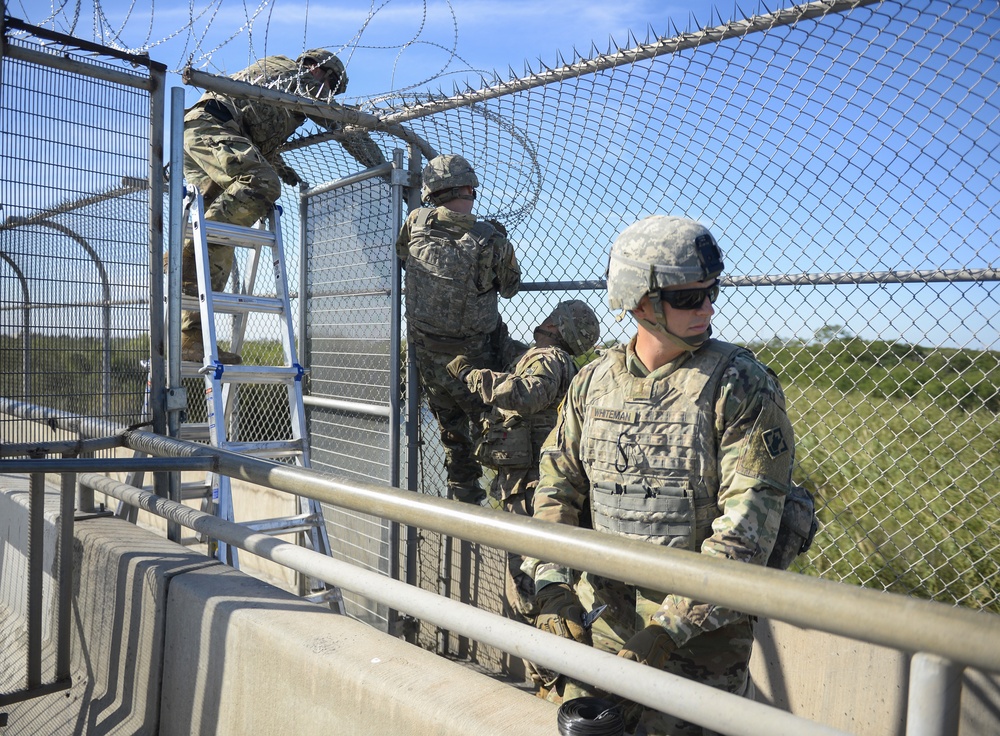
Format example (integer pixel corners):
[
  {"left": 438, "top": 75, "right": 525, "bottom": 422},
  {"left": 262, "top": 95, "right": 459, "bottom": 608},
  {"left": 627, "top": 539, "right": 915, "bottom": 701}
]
[
  {"left": 396, "top": 205, "right": 520, "bottom": 500},
  {"left": 463, "top": 344, "right": 578, "bottom": 618},
  {"left": 182, "top": 54, "right": 386, "bottom": 335},
  {"left": 526, "top": 336, "right": 794, "bottom": 735}
]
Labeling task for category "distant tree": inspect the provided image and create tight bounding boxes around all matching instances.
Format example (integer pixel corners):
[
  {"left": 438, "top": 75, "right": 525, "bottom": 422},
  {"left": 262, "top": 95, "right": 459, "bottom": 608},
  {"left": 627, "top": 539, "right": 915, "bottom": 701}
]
[{"left": 813, "top": 324, "right": 853, "bottom": 344}]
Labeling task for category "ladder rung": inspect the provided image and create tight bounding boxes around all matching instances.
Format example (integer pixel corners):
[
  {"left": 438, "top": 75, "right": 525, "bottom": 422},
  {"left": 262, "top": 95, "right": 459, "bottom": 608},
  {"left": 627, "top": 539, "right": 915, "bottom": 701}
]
[
  {"left": 130, "top": 479, "right": 211, "bottom": 502},
  {"left": 243, "top": 513, "right": 322, "bottom": 536},
  {"left": 187, "top": 220, "right": 276, "bottom": 249},
  {"left": 197, "top": 364, "right": 306, "bottom": 383},
  {"left": 209, "top": 293, "right": 285, "bottom": 315},
  {"left": 180, "top": 481, "right": 212, "bottom": 501},
  {"left": 303, "top": 588, "right": 346, "bottom": 608},
  {"left": 179, "top": 294, "right": 281, "bottom": 310},
  {"left": 178, "top": 423, "right": 211, "bottom": 442}
]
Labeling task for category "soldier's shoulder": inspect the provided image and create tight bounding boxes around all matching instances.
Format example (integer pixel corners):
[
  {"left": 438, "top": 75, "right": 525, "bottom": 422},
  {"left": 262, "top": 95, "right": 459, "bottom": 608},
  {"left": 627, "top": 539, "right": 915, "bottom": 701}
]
[
  {"left": 712, "top": 341, "right": 785, "bottom": 398},
  {"left": 570, "top": 345, "right": 621, "bottom": 390},
  {"left": 524, "top": 345, "right": 575, "bottom": 372}
]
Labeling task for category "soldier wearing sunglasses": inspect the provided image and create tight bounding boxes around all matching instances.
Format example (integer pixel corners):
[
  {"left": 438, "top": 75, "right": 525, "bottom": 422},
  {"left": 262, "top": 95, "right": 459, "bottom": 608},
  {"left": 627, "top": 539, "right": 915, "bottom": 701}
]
[{"left": 523, "top": 215, "right": 795, "bottom": 735}]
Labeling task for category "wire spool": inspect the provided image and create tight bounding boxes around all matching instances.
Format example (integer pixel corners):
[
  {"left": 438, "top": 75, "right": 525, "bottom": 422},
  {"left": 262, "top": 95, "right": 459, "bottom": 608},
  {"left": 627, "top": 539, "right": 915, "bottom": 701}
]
[{"left": 557, "top": 697, "right": 626, "bottom": 736}]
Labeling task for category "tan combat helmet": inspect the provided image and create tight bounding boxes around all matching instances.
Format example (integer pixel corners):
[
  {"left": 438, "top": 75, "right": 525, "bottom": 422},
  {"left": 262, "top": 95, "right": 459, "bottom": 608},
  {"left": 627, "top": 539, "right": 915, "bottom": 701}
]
[
  {"left": 297, "top": 49, "right": 348, "bottom": 95},
  {"left": 606, "top": 215, "right": 724, "bottom": 349},
  {"left": 547, "top": 300, "right": 601, "bottom": 357},
  {"left": 421, "top": 154, "right": 479, "bottom": 205}
]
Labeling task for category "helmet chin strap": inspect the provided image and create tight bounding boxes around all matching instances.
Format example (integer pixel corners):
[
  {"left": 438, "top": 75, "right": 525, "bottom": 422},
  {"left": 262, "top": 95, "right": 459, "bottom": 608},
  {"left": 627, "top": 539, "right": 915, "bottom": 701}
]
[
  {"left": 429, "top": 187, "right": 476, "bottom": 206},
  {"left": 638, "top": 292, "right": 711, "bottom": 352}
]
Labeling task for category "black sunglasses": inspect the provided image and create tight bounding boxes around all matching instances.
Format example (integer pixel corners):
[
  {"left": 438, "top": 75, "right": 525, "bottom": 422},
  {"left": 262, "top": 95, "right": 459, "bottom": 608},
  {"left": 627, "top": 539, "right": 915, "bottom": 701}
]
[{"left": 659, "top": 280, "right": 720, "bottom": 310}]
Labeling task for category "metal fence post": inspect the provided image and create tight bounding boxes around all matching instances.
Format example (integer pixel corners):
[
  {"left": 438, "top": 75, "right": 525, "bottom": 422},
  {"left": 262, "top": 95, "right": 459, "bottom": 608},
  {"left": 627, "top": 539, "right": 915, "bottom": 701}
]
[{"left": 906, "top": 652, "right": 963, "bottom": 736}]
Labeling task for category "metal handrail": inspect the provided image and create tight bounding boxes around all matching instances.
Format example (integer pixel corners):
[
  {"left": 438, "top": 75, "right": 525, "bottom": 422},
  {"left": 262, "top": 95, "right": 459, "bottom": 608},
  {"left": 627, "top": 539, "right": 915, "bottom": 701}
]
[
  {"left": 2, "top": 397, "right": 998, "bottom": 736},
  {"left": 3, "top": 397, "right": 999, "bottom": 674},
  {"left": 71, "top": 469, "right": 850, "bottom": 736}
]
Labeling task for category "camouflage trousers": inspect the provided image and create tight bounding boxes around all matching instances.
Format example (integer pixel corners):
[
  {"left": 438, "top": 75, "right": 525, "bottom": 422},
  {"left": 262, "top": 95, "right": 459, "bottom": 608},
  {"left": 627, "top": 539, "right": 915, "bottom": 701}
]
[
  {"left": 545, "top": 572, "right": 754, "bottom": 736},
  {"left": 490, "top": 469, "right": 548, "bottom": 685},
  {"left": 412, "top": 332, "right": 500, "bottom": 501},
  {"left": 180, "top": 111, "right": 282, "bottom": 335}
]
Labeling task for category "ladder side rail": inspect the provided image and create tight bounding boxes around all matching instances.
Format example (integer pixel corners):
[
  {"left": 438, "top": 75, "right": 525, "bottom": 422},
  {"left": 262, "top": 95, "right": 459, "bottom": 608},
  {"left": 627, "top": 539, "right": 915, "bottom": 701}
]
[{"left": 188, "top": 185, "right": 240, "bottom": 566}]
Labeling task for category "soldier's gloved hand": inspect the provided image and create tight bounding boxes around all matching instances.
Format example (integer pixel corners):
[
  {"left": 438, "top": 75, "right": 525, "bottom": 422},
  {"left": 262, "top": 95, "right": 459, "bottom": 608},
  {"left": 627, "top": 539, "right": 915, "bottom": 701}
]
[
  {"left": 534, "top": 583, "right": 591, "bottom": 646},
  {"left": 485, "top": 218, "right": 508, "bottom": 238},
  {"left": 446, "top": 355, "right": 474, "bottom": 382},
  {"left": 280, "top": 167, "right": 303, "bottom": 187},
  {"left": 618, "top": 625, "right": 676, "bottom": 669}
]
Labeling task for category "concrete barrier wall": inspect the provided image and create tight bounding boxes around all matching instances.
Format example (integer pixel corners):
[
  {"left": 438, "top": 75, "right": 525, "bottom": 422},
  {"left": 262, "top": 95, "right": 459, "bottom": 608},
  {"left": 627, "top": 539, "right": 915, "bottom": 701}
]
[
  {"left": 3, "top": 480, "right": 999, "bottom": 736},
  {"left": 0, "top": 483, "right": 557, "bottom": 735},
  {"left": 751, "top": 618, "right": 1000, "bottom": 736}
]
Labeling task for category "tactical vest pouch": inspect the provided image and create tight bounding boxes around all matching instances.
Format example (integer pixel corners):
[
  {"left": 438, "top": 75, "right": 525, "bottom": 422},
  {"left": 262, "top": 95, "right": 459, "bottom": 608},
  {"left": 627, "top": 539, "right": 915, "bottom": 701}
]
[
  {"left": 591, "top": 481, "right": 697, "bottom": 550},
  {"left": 476, "top": 415, "right": 532, "bottom": 468},
  {"left": 766, "top": 484, "right": 819, "bottom": 570}
]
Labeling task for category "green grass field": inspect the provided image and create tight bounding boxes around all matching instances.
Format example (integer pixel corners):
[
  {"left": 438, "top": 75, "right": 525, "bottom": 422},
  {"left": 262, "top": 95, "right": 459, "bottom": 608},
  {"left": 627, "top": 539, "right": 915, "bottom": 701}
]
[{"left": 2, "top": 333, "right": 997, "bottom": 612}]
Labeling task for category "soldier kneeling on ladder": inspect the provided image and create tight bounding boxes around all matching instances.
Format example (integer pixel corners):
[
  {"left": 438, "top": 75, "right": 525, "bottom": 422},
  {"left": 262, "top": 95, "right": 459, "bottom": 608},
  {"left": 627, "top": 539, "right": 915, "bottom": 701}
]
[{"left": 178, "top": 48, "right": 386, "bottom": 363}]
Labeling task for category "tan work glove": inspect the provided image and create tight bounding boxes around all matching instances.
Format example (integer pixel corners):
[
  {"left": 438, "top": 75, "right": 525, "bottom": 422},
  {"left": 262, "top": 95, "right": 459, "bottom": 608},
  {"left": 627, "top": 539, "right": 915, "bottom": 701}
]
[
  {"left": 618, "top": 624, "right": 676, "bottom": 669},
  {"left": 446, "top": 355, "right": 474, "bottom": 382},
  {"left": 534, "top": 583, "right": 592, "bottom": 646}
]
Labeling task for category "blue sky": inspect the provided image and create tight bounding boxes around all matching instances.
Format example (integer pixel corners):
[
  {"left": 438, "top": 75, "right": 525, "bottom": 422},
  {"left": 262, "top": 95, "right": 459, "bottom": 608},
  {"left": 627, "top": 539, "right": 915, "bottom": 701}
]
[
  {"left": 7, "top": 0, "right": 763, "bottom": 103},
  {"left": 6, "top": 0, "right": 997, "bottom": 350}
]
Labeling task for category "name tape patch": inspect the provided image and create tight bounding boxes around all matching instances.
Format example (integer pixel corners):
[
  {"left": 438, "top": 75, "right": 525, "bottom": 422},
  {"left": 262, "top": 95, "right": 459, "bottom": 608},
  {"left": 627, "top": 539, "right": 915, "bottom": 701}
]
[{"left": 591, "top": 408, "right": 637, "bottom": 424}]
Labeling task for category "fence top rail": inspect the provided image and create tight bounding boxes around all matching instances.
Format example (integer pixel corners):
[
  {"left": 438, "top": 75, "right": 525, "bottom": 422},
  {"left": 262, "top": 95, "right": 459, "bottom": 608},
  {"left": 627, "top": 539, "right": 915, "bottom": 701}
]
[
  {"left": 180, "top": 67, "right": 437, "bottom": 160},
  {"left": 3, "top": 396, "right": 999, "bottom": 675},
  {"left": 376, "top": 0, "right": 882, "bottom": 126}
]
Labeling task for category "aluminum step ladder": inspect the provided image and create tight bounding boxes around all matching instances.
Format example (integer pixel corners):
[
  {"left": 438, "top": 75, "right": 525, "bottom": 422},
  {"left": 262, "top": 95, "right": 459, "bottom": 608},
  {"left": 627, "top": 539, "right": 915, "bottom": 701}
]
[{"left": 168, "top": 186, "right": 343, "bottom": 611}]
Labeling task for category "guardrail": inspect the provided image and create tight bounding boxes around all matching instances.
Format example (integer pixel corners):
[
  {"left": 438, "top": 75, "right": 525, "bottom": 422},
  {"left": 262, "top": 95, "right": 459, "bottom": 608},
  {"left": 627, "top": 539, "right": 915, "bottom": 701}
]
[{"left": 2, "top": 397, "right": 998, "bottom": 736}]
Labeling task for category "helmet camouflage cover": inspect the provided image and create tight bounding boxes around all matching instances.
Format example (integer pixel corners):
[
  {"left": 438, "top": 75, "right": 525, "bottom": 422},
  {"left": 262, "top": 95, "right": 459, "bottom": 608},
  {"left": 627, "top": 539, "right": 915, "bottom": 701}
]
[
  {"left": 606, "top": 215, "right": 724, "bottom": 314},
  {"left": 421, "top": 154, "right": 479, "bottom": 203},
  {"left": 547, "top": 300, "right": 600, "bottom": 356},
  {"left": 297, "top": 49, "right": 348, "bottom": 95}
]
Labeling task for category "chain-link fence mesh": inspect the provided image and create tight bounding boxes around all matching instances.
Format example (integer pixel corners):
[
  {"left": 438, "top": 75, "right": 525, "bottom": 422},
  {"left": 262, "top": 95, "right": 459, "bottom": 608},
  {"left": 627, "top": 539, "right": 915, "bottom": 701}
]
[
  {"left": 0, "top": 34, "right": 155, "bottom": 445},
  {"left": 367, "top": 0, "right": 999, "bottom": 618},
  {"left": 3, "top": 0, "right": 997, "bottom": 664}
]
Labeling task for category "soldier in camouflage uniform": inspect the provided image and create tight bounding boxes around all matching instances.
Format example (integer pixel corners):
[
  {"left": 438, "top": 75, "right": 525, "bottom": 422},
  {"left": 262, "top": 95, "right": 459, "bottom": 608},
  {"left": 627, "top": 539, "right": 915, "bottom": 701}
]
[
  {"left": 446, "top": 300, "right": 600, "bottom": 675},
  {"left": 181, "top": 49, "right": 386, "bottom": 363},
  {"left": 523, "top": 216, "right": 795, "bottom": 735},
  {"left": 396, "top": 154, "right": 521, "bottom": 504}
]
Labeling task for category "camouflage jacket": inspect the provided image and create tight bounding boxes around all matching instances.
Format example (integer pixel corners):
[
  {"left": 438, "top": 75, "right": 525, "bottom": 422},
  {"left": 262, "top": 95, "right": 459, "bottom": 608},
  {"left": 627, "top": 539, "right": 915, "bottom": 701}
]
[
  {"left": 187, "top": 55, "right": 385, "bottom": 172},
  {"left": 396, "top": 206, "right": 520, "bottom": 338},
  {"left": 465, "top": 345, "right": 578, "bottom": 469},
  {"left": 526, "top": 337, "right": 794, "bottom": 648}
]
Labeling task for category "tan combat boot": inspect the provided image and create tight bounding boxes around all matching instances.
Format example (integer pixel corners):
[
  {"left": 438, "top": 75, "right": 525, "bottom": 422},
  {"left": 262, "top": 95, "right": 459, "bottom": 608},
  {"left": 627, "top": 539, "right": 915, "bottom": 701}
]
[{"left": 180, "top": 332, "right": 242, "bottom": 364}]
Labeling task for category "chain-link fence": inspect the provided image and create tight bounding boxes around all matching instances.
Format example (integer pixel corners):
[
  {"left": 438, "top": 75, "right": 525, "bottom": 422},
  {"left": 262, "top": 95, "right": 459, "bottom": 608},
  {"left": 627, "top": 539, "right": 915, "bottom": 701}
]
[
  {"left": 369, "top": 0, "right": 999, "bottom": 616},
  {"left": 3, "top": 0, "right": 997, "bottom": 654},
  {"left": 289, "top": 0, "right": 1000, "bottom": 638},
  {"left": 0, "top": 28, "right": 163, "bottom": 445}
]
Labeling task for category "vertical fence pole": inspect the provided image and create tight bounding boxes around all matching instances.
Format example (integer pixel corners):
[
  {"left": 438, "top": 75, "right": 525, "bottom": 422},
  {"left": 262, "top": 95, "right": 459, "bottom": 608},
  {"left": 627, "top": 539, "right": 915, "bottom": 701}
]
[
  {"left": 401, "top": 144, "right": 423, "bottom": 643},
  {"left": 27, "top": 471, "right": 44, "bottom": 689},
  {"left": 905, "top": 652, "right": 963, "bottom": 736},
  {"left": 164, "top": 86, "right": 186, "bottom": 543},
  {"left": 387, "top": 148, "right": 405, "bottom": 634},
  {"left": 56, "top": 469, "right": 74, "bottom": 680}
]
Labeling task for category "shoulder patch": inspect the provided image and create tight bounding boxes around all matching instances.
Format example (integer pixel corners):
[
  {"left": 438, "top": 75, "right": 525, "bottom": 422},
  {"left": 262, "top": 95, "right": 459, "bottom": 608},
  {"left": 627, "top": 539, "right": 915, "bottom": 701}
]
[{"left": 761, "top": 426, "right": 789, "bottom": 459}]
